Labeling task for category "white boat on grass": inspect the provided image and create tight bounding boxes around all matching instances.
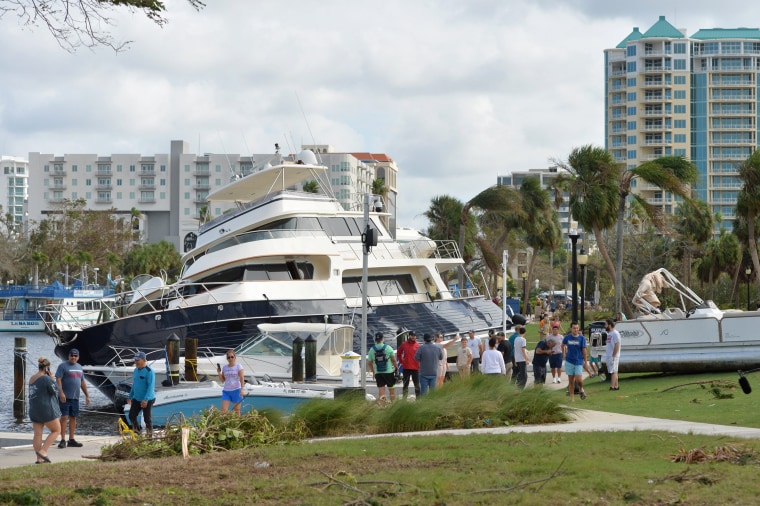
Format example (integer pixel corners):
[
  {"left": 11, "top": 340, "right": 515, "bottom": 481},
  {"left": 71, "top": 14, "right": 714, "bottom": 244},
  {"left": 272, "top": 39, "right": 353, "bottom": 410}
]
[{"left": 590, "top": 268, "right": 760, "bottom": 373}]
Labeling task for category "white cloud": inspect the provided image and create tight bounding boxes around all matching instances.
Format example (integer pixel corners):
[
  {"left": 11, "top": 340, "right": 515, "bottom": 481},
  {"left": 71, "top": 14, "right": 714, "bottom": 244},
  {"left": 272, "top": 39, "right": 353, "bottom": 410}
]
[{"left": 2, "top": 1, "right": 760, "bottom": 231}]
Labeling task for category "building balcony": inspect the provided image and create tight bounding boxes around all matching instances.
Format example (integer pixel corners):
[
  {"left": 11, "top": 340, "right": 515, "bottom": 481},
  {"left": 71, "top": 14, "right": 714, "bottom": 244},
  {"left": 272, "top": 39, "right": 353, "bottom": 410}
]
[
  {"left": 609, "top": 70, "right": 626, "bottom": 77},
  {"left": 711, "top": 124, "right": 755, "bottom": 130},
  {"left": 642, "top": 81, "right": 665, "bottom": 88},
  {"left": 641, "top": 124, "right": 671, "bottom": 131},
  {"left": 643, "top": 96, "right": 670, "bottom": 102},
  {"left": 711, "top": 139, "right": 755, "bottom": 145},
  {"left": 643, "top": 139, "right": 672, "bottom": 146},
  {"left": 139, "top": 184, "right": 156, "bottom": 190},
  {"left": 96, "top": 184, "right": 112, "bottom": 190},
  {"left": 139, "top": 197, "right": 156, "bottom": 203},
  {"left": 47, "top": 197, "right": 65, "bottom": 203},
  {"left": 50, "top": 184, "right": 66, "bottom": 191},
  {"left": 710, "top": 80, "right": 754, "bottom": 87},
  {"left": 51, "top": 170, "right": 67, "bottom": 177},
  {"left": 710, "top": 95, "right": 754, "bottom": 101},
  {"left": 96, "top": 169, "right": 112, "bottom": 176},
  {"left": 711, "top": 110, "right": 755, "bottom": 116},
  {"left": 139, "top": 169, "right": 156, "bottom": 176},
  {"left": 709, "top": 153, "right": 750, "bottom": 160},
  {"left": 194, "top": 168, "right": 210, "bottom": 176},
  {"left": 95, "top": 197, "right": 112, "bottom": 203},
  {"left": 643, "top": 110, "right": 671, "bottom": 116},
  {"left": 193, "top": 197, "right": 207, "bottom": 204},
  {"left": 194, "top": 184, "right": 210, "bottom": 191}
]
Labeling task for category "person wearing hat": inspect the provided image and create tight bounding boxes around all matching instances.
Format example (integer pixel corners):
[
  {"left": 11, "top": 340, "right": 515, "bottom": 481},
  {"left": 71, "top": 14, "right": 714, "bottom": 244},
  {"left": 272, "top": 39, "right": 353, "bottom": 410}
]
[
  {"left": 397, "top": 331, "right": 421, "bottom": 398},
  {"left": 127, "top": 351, "right": 156, "bottom": 437},
  {"left": 414, "top": 333, "right": 443, "bottom": 396},
  {"left": 55, "top": 348, "right": 89, "bottom": 448},
  {"left": 367, "top": 333, "right": 398, "bottom": 403}
]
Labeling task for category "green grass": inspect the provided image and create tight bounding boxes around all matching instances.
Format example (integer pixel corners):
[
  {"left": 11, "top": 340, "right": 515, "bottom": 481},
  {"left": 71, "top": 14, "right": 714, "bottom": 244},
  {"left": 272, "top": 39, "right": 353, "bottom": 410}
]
[{"left": 556, "top": 370, "right": 760, "bottom": 427}]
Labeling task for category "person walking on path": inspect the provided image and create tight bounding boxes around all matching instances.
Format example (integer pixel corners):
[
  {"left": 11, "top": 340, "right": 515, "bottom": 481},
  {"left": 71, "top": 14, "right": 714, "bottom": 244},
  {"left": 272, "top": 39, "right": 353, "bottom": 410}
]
[
  {"left": 456, "top": 334, "right": 472, "bottom": 377},
  {"left": 513, "top": 326, "right": 528, "bottom": 388},
  {"left": 467, "top": 330, "right": 484, "bottom": 374},
  {"left": 128, "top": 351, "right": 156, "bottom": 436},
  {"left": 414, "top": 333, "right": 443, "bottom": 396},
  {"left": 29, "top": 357, "right": 61, "bottom": 464},
  {"left": 562, "top": 321, "right": 589, "bottom": 402},
  {"left": 508, "top": 326, "right": 520, "bottom": 382},
  {"left": 548, "top": 323, "right": 564, "bottom": 384},
  {"left": 219, "top": 349, "right": 245, "bottom": 415},
  {"left": 368, "top": 332, "right": 398, "bottom": 402},
  {"left": 55, "top": 348, "right": 89, "bottom": 448},
  {"left": 605, "top": 319, "right": 622, "bottom": 391},
  {"left": 532, "top": 335, "right": 552, "bottom": 385},
  {"left": 434, "top": 332, "right": 458, "bottom": 387},
  {"left": 397, "top": 331, "right": 421, "bottom": 398},
  {"left": 479, "top": 337, "right": 507, "bottom": 375}
]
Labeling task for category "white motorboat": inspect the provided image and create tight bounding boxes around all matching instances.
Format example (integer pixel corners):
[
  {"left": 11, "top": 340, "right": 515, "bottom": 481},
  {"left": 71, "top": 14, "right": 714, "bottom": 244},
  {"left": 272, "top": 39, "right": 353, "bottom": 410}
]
[
  {"left": 47, "top": 148, "right": 510, "bottom": 402},
  {"left": 589, "top": 268, "right": 760, "bottom": 373}
]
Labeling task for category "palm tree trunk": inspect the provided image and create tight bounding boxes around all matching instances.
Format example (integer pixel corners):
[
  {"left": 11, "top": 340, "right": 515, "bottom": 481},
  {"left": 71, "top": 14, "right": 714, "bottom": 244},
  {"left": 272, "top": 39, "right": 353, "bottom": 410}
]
[
  {"left": 749, "top": 211, "right": 760, "bottom": 284},
  {"left": 526, "top": 250, "right": 539, "bottom": 319},
  {"left": 615, "top": 193, "right": 625, "bottom": 316},
  {"left": 593, "top": 223, "right": 633, "bottom": 315}
]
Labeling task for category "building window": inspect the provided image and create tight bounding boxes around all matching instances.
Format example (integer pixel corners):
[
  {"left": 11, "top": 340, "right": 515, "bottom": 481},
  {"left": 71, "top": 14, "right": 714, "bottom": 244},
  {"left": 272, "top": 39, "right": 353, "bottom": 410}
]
[
  {"left": 674, "top": 75, "right": 686, "bottom": 84},
  {"left": 117, "top": 179, "right": 122, "bottom": 186},
  {"left": 117, "top": 165, "right": 123, "bottom": 172},
  {"left": 627, "top": 121, "right": 637, "bottom": 130},
  {"left": 674, "top": 59, "right": 686, "bottom": 70},
  {"left": 627, "top": 61, "right": 636, "bottom": 72},
  {"left": 160, "top": 179, "right": 166, "bottom": 186},
  {"left": 85, "top": 179, "right": 92, "bottom": 186},
  {"left": 674, "top": 134, "right": 687, "bottom": 143},
  {"left": 674, "top": 43, "right": 686, "bottom": 54},
  {"left": 674, "top": 90, "right": 686, "bottom": 99},
  {"left": 627, "top": 106, "right": 637, "bottom": 115},
  {"left": 627, "top": 92, "right": 637, "bottom": 101},
  {"left": 160, "top": 165, "right": 166, "bottom": 172},
  {"left": 86, "top": 165, "right": 92, "bottom": 172},
  {"left": 627, "top": 150, "right": 637, "bottom": 159},
  {"left": 674, "top": 105, "right": 687, "bottom": 114},
  {"left": 130, "top": 165, "right": 136, "bottom": 172},
  {"left": 627, "top": 77, "right": 636, "bottom": 86},
  {"left": 626, "top": 45, "right": 636, "bottom": 57}
]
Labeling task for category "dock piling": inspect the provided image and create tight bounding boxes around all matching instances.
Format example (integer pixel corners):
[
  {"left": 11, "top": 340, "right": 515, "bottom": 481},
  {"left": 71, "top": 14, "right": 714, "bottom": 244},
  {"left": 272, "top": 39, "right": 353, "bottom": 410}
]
[
  {"left": 184, "top": 337, "right": 198, "bottom": 382},
  {"left": 13, "top": 337, "right": 26, "bottom": 422}
]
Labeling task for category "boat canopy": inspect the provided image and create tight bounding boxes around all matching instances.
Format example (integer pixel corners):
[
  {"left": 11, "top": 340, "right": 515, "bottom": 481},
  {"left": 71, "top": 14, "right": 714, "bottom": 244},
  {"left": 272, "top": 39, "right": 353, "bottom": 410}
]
[{"left": 206, "top": 163, "right": 328, "bottom": 203}]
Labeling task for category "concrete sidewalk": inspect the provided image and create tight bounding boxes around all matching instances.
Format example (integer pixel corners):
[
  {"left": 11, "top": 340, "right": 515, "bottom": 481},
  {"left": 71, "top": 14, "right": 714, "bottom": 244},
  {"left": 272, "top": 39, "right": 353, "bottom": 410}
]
[{"left": 0, "top": 433, "right": 121, "bottom": 469}]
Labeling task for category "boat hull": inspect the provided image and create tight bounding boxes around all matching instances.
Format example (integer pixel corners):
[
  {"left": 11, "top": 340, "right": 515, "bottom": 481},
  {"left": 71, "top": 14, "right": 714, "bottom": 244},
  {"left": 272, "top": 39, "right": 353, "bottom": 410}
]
[
  {"left": 122, "top": 381, "right": 330, "bottom": 426},
  {"left": 590, "top": 312, "right": 760, "bottom": 373}
]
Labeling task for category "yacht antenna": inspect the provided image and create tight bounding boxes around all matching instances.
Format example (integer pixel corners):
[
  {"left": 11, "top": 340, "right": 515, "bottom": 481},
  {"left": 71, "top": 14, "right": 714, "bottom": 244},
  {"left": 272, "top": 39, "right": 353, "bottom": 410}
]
[
  {"left": 217, "top": 132, "right": 237, "bottom": 180},
  {"left": 295, "top": 92, "right": 322, "bottom": 164}
]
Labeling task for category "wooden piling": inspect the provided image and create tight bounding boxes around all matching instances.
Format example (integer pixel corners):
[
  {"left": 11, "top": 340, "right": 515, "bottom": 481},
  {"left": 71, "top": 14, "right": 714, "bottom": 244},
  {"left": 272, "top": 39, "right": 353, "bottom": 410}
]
[
  {"left": 13, "top": 337, "right": 26, "bottom": 422},
  {"left": 292, "top": 336, "right": 304, "bottom": 382},
  {"left": 304, "top": 334, "right": 317, "bottom": 382},
  {"left": 184, "top": 337, "right": 198, "bottom": 382},
  {"left": 166, "top": 333, "right": 180, "bottom": 385}
]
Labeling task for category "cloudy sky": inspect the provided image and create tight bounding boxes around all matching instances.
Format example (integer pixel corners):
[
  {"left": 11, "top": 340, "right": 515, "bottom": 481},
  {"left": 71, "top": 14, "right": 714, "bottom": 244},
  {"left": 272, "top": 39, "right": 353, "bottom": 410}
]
[{"left": 1, "top": 0, "right": 759, "bottom": 230}]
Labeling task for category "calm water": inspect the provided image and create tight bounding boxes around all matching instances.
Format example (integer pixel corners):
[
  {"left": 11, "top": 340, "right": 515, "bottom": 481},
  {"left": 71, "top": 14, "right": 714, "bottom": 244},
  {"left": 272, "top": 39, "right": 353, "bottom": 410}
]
[{"left": 0, "top": 333, "right": 120, "bottom": 435}]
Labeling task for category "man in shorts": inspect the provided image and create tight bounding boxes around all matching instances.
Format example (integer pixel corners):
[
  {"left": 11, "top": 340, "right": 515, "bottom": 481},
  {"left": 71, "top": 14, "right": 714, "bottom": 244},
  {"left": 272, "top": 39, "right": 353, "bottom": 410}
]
[
  {"left": 367, "top": 333, "right": 398, "bottom": 402},
  {"left": 55, "top": 348, "right": 90, "bottom": 448},
  {"left": 562, "top": 321, "right": 588, "bottom": 402}
]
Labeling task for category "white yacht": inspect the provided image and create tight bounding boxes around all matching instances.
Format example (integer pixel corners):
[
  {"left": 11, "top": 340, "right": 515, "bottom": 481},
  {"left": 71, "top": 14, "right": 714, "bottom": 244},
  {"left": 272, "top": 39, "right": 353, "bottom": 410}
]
[{"left": 47, "top": 149, "right": 509, "bottom": 401}]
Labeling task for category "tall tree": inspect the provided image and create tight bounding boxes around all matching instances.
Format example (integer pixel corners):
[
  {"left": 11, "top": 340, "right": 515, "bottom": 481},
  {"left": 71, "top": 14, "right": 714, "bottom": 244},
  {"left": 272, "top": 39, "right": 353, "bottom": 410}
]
[
  {"left": 737, "top": 150, "right": 760, "bottom": 284},
  {"left": 614, "top": 156, "right": 698, "bottom": 314},
  {"left": 555, "top": 145, "right": 619, "bottom": 311},
  {"left": 697, "top": 230, "right": 740, "bottom": 300},
  {"left": 5, "top": 0, "right": 205, "bottom": 51},
  {"left": 674, "top": 198, "right": 714, "bottom": 286}
]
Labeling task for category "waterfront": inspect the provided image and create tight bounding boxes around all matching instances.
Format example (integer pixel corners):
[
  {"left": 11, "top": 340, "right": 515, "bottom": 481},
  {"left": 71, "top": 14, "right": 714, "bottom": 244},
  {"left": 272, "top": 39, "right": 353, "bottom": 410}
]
[{"left": 1, "top": 333, "right": 120, "bottom": 435}]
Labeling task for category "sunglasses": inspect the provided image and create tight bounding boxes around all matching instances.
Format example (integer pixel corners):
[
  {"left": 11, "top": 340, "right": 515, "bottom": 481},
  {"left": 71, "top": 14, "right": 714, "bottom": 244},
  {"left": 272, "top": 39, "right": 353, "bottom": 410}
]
[{"left": 226, "top": 355, "right": 235, "bottom": 359}]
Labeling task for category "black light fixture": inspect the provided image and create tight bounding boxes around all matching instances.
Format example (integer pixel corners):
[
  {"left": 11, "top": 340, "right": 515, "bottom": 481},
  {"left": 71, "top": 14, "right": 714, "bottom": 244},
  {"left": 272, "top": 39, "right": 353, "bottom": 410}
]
[
  {"left": 569, "top": 230, "right": 580, "bottom": 324},
  {"left": 578, "top": 248, "right": 588, "bottom": 332}
]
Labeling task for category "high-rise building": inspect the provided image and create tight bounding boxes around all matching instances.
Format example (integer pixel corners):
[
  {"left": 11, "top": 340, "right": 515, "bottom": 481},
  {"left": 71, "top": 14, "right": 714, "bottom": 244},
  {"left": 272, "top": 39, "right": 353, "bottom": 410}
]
[
  {"left": 605, "top": 15, "right": 760, "bottom": 232},
  {"left": 26, "top": 140, "right": 398, "bottom": 254},
  {"left": 0, "top": 156, "right": 29, "bottom": 237}
]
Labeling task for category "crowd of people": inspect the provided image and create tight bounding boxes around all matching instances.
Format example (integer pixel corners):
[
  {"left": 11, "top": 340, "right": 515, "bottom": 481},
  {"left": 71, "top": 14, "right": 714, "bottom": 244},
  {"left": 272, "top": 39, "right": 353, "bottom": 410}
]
[{"left": 367, "top": 318, "right": 623, "bottom": 403}]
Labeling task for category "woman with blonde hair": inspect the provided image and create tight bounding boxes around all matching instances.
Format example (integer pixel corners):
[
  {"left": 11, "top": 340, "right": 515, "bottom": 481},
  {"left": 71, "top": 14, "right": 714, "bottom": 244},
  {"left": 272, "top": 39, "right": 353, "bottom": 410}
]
[{"left": 29, "top": 357, "right": 61, "bottom": 463}]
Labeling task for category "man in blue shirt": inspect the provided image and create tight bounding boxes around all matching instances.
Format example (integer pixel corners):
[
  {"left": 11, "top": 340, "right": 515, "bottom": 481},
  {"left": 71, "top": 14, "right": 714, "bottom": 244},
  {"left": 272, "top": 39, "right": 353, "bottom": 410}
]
[
  {"left": 128, "top": 351, "right": 156, "bottom": 437},
  {"left": 55, "top": 348, "right": 89, "bottom": 448},
  {"left": 562, "top": 321, "right": 588, "bottom": 402}
]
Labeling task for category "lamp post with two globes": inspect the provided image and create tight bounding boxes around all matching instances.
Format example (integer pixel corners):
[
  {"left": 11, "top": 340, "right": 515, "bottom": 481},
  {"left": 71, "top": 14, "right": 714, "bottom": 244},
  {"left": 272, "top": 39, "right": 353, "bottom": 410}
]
[
  {"left": 568, "top": 230, "right": 580, "bottom": 324},
  {"left": 578, "top": 248, "right": 588, "bottom": 332}
]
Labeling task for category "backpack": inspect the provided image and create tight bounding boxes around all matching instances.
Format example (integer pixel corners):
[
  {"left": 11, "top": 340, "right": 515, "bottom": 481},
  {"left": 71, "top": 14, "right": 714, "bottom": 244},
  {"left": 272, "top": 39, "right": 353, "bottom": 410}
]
[{"left": 374, "top": 345, "right": 389, "bottom": 371}]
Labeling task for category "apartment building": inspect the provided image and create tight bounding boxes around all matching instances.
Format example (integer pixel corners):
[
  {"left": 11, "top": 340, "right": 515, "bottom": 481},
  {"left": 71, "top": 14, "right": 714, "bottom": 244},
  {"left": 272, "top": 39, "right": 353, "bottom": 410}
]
[
  {"left": 0, "top": 156, "right": 29, "bottom": 237},
  {"left": 26, "top": 140, "right": 398, "bottom": 254},
  {"left": 605, "top": 15, "right": 760, "bottom": 233}
]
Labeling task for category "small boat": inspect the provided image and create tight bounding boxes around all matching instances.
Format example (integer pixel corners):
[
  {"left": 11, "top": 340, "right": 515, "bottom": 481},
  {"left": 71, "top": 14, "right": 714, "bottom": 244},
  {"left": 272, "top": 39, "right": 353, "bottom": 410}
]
[
  {"left": 589, "top": 268, "right": 760, "bottom": 373},
  {"left": 0, "top": 281, "right": 115, "bottom": 332},
  {"left": 120, "top": 379, "right": 333, "bottom": 426}
]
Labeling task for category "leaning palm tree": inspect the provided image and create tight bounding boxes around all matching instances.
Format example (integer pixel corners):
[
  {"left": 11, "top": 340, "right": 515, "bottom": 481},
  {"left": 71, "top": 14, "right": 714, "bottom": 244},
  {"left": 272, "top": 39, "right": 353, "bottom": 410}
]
[
  {"left": 555, "top": 145, "right": 619, "bottom": 309},
  {"left": 614, "top": 156, "right": 698, "bottom": 314},
  {"left": 737, "top": 150, "right": 760, "bottom": 283}
]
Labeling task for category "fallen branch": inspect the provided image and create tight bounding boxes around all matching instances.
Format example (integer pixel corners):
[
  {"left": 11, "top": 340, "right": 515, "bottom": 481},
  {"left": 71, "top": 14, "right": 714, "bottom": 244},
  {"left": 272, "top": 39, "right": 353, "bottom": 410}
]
[{"left": 661, "top": 380, "right": 735, "bottom": 392}]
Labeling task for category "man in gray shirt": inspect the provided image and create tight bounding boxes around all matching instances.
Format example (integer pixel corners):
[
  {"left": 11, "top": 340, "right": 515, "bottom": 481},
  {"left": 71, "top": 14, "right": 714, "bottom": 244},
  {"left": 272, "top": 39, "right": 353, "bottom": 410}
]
[{"left": 415, "top": 333, "right": 444, "bottom": 397}]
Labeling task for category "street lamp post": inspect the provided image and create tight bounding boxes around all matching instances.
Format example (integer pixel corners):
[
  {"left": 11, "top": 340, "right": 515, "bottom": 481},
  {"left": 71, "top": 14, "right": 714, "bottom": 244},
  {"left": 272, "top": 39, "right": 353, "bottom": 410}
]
[
  {"left": 569, "top": 230, "right": 580, "bottom": 324},
  {"left": 746, "top": 267, "right": 752, "bottom": 311},
  {"left": 521, "top": 271, "right": 527, "bottom": 315},
  {"left": 93, "top": 267, "right": 99, "bottom": 287},
  {"left": 578, "top": 248, "right": 588, "bottom": 333}
]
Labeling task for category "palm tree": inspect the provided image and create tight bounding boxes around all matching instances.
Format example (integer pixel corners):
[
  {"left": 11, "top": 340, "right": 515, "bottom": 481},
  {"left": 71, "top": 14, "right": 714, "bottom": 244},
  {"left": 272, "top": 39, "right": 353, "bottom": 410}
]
[
  {"left": 458, "top": 185, "right": 523, "bottom": 294},
  {"left": 556, "top": 145, "right": 619, "bottom": 309},
  {"left": 697, "top": 230, "right": 740, "bottom": 300},
  {"left": 31, "top": 251, "right": 49, "bottom": 288},
  {"left": 302, "top": 180, "right": 319, "bottom": 193},
  {"left": 62, "top": 252, "right": 75, "bottom": 287},
  {"left": 737, "top": 150, "right": 760, "bottom": 283},
  {"left": 130, "top": 207, "right": 142, "bottom": 242},
  {"left": 519, "top": 178, "right": 561, "bottom": 316},
  {"left": 675, "top": 198, "right": 714, "bottom": 286},
  {"left": 614, "top": 156, "right": 698, "bottom": 314}
]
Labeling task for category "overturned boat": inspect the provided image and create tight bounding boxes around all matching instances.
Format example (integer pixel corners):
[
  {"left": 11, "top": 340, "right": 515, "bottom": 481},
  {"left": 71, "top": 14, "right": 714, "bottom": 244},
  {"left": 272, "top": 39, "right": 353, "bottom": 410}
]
[{"left": 590, "top": 268, "right": 760, "bottom": 373}]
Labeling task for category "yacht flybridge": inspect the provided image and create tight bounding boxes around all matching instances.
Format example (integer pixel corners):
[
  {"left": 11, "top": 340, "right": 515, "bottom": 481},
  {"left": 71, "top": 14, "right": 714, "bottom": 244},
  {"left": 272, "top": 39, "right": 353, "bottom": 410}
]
[{"left": 45, "top": 149, "right": 509, "bottom": 401}]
